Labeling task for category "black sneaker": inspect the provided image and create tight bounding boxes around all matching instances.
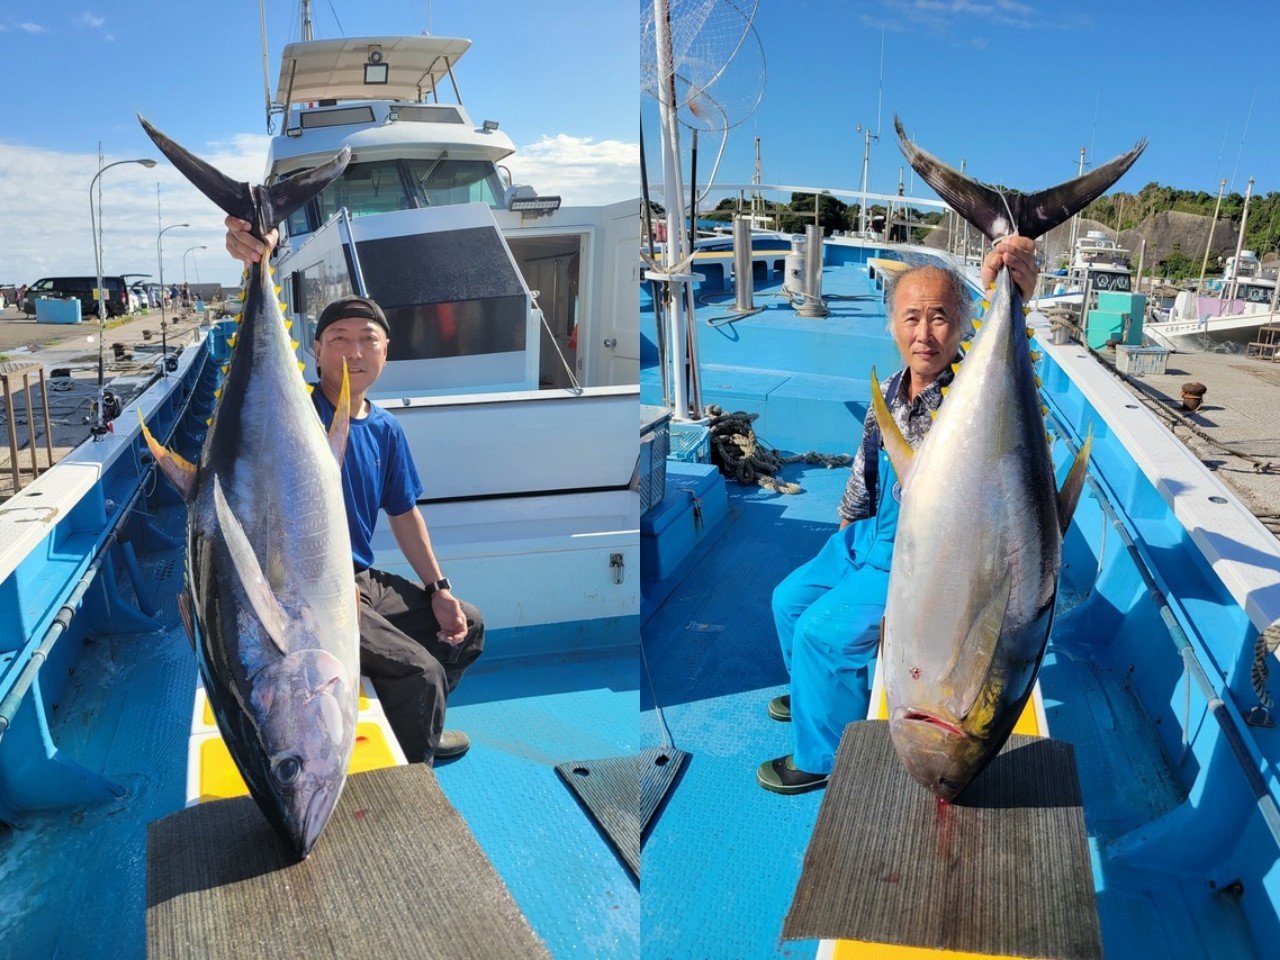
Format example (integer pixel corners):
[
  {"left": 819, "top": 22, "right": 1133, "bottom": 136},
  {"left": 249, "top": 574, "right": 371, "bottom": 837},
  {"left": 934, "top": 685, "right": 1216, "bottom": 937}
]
[
  {"left": 767, "top": 694, "right": 791, "bottom": 722},
  {"left": 756, "top": 754, "right": 828, "bottom": 795},
  {"left": 435, "top": 730, "right": 471, "bottom": 761}
]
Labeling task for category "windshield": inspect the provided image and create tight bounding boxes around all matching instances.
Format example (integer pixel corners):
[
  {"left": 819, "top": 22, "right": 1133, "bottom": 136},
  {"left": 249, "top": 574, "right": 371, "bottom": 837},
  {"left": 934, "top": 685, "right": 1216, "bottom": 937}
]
[{"left": 288, "top": 158, "right": 505, "bottom": 237}]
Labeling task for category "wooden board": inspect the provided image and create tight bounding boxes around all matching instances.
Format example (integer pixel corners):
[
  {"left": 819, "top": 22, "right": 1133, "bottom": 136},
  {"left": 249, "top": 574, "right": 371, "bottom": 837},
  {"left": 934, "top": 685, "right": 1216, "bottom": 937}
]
[
  {"left": 783, "top": 720, "right": 1101, "bottom": 959},
  {"left": 148, "top": 764, "right": 549, "bottom": 959}
]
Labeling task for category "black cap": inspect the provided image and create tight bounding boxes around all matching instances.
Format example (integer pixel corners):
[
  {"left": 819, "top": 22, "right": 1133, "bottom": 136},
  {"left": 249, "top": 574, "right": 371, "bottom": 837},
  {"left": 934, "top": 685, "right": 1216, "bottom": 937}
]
[{"left": 314, "top": 296, "right": 389, "bottom": 341}]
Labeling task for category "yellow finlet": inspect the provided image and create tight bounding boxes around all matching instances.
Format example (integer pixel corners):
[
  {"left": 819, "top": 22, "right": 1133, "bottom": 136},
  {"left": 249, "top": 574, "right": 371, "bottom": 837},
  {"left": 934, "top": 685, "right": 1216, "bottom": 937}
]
[
  {"left": 306, "top": 384, "right": 315, "bottom": 394},
  {"left": 1035, "top": 375, "right": 1043, "bottom": 388},
  {"left": 1031, "top": 350, "right": 1042, "bottom": 362},
  {"left": 972, "top": 319, "right": 983, "bottom": 330},
  {"left": 290, "top": 339, "right": 299, "bottom": 350},
  {"left": 929, "top": 409, "right": 938, "bottom": 420},
  {"left": 950, "top": 362, "right": 962, "bottom": 374},
  {"left": 940, "top": 386, "right": 950, "bottom": 397},
  {"left": 961, "top": 341, "right": 972, "bottom": 352},
  {"left": 297, "top": 361, "right": 306, "bottom": 372},
  {"left": 986, "top": 282, "right": 995, "bottom": 292},
  {"left": 284, "top": 321, "right": 293, "bottom": 332},
  {"left": 980, "top": 299, "right": 990, "bottom": 310},
  {"left": 274, "top": 285, "right": 282, "bottom": 295},
  {"left": 206, "top": 416, "right": 213, "bottom": 426},
  {"left": 869, "top": 365, "right": 915, "bottom": 486},
  {"left": 214, "top": 388, "right": 222, "bottom": 400},
  {"left": 1041, "top": 404, "right": 1050, "bottom": 416},
  {"left": 1023, "top": 306, "right": 1032, "bottom": 317},
  {"left": 233, "top": 313, "right": 243, "bottom": 323},
  {"left": 227, "top": 334, "right": 237, "bottom": 349},
  {"left": 220, "top": 363, "right": 229, "bottom": 375}
]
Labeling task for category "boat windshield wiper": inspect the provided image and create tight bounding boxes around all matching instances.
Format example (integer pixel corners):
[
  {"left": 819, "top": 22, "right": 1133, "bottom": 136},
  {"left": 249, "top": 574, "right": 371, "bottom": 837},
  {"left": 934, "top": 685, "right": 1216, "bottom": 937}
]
[{"left": 414, "top": 151, "right": 449, "bottom": 207}]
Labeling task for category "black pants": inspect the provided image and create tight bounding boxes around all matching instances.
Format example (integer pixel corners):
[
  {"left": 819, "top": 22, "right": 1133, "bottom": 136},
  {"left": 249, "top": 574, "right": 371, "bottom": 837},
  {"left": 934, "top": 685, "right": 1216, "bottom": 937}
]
[{"left": 355, "top": 567, "right": 484, "bottom": 764}]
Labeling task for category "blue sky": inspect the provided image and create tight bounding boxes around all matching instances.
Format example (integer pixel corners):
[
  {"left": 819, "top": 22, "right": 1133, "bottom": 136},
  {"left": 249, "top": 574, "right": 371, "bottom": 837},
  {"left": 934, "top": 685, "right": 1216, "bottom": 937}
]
[
  {"left": 1, "top": 0, "right": 636, "bottom": 285},
  {"left": 643, "top": 0, "right": 1279, "bottom": 212}
]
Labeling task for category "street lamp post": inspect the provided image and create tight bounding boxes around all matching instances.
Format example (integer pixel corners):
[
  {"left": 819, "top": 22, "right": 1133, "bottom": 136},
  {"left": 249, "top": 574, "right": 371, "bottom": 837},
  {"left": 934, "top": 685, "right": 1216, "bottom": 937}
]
[
  {"left": 157, "top": 222, "right": 189, "bottom": 377},
  {"left": 182, "top": 245, "right": 207, "bottom": 306},
  {"left": 89, "top": 156, "right": 156, "bottom": 439}
]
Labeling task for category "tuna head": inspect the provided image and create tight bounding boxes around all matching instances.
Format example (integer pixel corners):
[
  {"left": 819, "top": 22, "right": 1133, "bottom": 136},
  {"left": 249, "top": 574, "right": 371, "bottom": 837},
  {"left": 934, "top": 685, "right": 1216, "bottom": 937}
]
[
  {"left": 243, "top": 648, "right": 356, "bottom": 858},
  {"left": 885, "top": 565, "right": 1053, "bottom": 800}
]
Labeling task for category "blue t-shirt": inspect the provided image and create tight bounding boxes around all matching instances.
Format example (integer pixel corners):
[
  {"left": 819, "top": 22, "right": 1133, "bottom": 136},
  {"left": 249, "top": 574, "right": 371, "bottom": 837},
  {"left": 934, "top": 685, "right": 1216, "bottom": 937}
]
[{"left": 312, "top": 386, "right": 423, "bottom": 570}]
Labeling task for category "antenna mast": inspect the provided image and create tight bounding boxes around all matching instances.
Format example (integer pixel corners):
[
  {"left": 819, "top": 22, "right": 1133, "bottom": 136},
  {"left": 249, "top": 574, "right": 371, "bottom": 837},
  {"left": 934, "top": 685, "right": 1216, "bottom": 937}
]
[{"left": 259, "top": 0, "right": 273, "bottom": 132}]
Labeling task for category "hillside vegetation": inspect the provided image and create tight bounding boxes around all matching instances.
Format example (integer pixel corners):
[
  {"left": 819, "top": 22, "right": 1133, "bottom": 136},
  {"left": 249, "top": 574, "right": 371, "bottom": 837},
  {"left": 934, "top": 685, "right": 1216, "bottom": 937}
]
[{"left": 707, "top": 181, "right": 1280, "bottom": 281}]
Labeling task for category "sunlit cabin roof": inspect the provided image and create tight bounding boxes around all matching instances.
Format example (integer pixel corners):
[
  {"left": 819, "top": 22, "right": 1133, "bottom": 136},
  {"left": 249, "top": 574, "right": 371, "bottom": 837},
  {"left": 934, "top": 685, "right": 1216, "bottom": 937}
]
[{"left": 275, "top": 36, "right": 472, "bottom": 105}]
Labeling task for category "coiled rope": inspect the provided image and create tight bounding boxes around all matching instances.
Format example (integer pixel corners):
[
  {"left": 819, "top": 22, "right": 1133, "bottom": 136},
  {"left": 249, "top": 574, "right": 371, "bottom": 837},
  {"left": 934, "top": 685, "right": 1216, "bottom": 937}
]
[{"left": 706, "top": 405, "right": 852, "bottom": 495}]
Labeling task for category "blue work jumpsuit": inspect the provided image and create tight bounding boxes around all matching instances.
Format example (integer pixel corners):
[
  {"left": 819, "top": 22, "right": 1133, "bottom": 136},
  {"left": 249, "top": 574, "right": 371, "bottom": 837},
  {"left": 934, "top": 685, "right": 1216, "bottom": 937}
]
[{"left": 771, "top": 403, "right": 903, "bottom": 775}]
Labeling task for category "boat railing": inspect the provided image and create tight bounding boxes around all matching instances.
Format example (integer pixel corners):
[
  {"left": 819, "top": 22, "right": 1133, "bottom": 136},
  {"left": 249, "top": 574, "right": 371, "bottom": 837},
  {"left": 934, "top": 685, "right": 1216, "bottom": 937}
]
[{"left": 0, "top": 328, "right": 221, "bottom": 822}]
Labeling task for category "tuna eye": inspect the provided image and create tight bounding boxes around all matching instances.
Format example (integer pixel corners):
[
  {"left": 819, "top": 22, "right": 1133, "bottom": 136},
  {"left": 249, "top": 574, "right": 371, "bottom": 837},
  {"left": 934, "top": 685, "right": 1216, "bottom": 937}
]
[{"left": 273, "top": 755, "right": 302, "bottom": 785}]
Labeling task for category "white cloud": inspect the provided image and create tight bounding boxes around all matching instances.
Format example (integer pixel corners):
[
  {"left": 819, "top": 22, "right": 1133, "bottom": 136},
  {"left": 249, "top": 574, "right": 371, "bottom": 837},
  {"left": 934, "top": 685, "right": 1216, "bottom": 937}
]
[
  {"left": 0, "top": 135, "right": 271, "bottom": 286},
  {"left": 505, "top": 134, "right": 638, "bottom": 205},
  {"left": 18, "top": 23, "right": 47, "bottom": 34},
  {"left": 76, "top": 13, "right": 105, "bottom": 28}
]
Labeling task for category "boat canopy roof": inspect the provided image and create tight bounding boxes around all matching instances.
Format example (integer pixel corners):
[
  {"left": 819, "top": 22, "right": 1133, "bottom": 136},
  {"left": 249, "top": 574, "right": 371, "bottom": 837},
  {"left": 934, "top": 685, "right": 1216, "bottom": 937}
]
[{"left": 275, "top": 36, "right": 472, "bottom": 105}]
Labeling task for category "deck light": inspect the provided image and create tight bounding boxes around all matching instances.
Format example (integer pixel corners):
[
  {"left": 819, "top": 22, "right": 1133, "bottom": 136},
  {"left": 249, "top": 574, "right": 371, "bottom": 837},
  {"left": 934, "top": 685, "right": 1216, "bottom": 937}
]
[
  {"left": 482, "top": 120, "right": 500, "bottom": 133},
  {"left": 364, "top": 50, "right": 388, "bottom": 85},
  {"left": 508, "top": 195, "right": 562, "bottom": 218}
]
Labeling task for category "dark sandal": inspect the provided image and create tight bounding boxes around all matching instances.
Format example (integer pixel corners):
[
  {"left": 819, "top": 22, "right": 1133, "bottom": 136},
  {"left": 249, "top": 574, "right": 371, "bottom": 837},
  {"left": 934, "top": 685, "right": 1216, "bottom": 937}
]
[{"left": 767, "top": 694, "right": 791, "bottom": 722}]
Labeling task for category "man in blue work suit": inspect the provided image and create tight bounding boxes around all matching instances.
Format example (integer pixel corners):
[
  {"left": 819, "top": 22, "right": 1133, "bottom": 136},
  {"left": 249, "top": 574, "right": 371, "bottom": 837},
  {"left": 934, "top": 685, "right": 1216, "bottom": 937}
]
[{"left": 758, "top": 238, "right": 1039, "bottom": 794}]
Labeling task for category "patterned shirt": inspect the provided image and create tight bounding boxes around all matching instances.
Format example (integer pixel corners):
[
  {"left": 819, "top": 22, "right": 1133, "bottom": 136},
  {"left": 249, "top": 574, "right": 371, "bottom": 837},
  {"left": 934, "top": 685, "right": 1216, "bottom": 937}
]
[{"left": 838, "top": 365, "right": 956, "bottom": 523}]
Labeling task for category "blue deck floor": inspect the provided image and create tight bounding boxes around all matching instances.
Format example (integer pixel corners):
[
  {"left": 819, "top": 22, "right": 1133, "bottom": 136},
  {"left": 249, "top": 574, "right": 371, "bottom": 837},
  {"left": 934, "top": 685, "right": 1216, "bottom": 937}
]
[
  {"left": 0, "top": 511, "right": 639, "bottom": 958},
  {"left": 641, "top": 463, "right": 849, "bottom": 958}
]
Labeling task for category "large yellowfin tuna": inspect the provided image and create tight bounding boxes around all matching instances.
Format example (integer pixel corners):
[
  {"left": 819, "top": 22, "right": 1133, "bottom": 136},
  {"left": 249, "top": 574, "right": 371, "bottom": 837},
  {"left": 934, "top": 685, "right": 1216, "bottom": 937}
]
[
  {"left": 873, "top": 117, "right": 1145, "bottom": 800},
  {"left": 137, "top": 117, "right": 358, "bottom": 857}
]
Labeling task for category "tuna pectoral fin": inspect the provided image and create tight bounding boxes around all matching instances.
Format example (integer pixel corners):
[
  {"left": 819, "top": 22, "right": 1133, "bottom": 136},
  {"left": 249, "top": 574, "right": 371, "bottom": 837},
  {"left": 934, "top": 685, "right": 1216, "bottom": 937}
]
[
  {"left": 328, "top": 360, "right": 351, "bottom": 467},
  {"left": 869, "top": 366, "right": 914, "bottom": 485},
  {"left": 138, "top": 116, "right": 350, "bottom": 234},
  {"left": 138, "top": 411, "right": 197, "bottom": 501},
  {"left": 211, "top": 477, "right": 291, "bottom": 657},
  {"left": 954, "top": 568, "right": 1013, "bottom": 723},
  {"left": 894, "top": 116, "right": 1146, "bottom": 242},
  {"left": 1057, "top": 425, "right": 1094, "bottom": 535}
]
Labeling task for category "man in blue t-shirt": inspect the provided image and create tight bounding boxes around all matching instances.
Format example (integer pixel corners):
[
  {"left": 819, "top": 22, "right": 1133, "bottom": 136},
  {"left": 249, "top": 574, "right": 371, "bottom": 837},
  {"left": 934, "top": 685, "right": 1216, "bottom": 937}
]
[{"left": 228, "top": 222, "right": 483, "bottom": 765}]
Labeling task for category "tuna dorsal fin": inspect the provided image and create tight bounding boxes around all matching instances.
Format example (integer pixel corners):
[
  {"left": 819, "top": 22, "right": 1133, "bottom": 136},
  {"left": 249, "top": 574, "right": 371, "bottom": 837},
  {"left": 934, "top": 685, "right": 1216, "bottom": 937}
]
[
  {"left": 328, "top": 360, "right": 351, "bottom": 467},
  {"left": 869, "top": 366, "right": 914, "bottom": 486},
  {"left": 138, "top": 115, "right": 351, "bottom": 238},
  {"left": 138, "top": 410, "right": 197, "bottom": 501},
  {"left": 953, "top": 566, "right": 1013, "bottom": 723},
  {"left": 894, "top": 116, "right": 1146, "bottom": 242},
  {"left": 1057, "top": 424, "right": 1094, "bottom": 535},
  {"left": 211, "top": 476, "right": 291, "bottom": 657}
]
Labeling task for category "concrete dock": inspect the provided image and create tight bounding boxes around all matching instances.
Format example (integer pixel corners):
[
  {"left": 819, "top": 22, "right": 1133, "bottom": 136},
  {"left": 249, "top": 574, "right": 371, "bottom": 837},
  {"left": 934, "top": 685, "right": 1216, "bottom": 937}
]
[
  {"left": 1094, "top": 345, "right": 1280, "bottom": 536},
  {"left": 0, "top": 303, "right": 215, "bottom": 501}
]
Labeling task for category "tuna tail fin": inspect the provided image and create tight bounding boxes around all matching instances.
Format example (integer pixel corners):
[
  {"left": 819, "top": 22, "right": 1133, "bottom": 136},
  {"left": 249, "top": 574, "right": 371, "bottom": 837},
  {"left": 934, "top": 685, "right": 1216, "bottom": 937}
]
[
  {"left": 138, "top": 116, "right": 351, "bottom": 238},
  {"left": 893, "top": 116, "right": 1146, "bottom": 242}
]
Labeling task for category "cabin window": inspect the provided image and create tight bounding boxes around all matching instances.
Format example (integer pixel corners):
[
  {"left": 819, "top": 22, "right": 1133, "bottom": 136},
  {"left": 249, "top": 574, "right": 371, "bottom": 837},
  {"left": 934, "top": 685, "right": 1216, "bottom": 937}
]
[
  {"left": 296, "top": 244, "right": 356, "bottom": 350},
  {"left": 403, "top": 158, "right": 504, "bottom": 209},
  {"left": 314, "top": 160, "right": 417, "bottom": 222}
]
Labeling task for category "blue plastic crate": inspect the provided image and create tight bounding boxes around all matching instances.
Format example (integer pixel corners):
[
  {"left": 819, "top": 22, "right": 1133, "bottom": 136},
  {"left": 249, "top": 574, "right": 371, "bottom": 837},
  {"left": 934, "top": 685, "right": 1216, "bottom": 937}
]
[{"left": 668, "top": 422, "right": 710, "bottom": 464}]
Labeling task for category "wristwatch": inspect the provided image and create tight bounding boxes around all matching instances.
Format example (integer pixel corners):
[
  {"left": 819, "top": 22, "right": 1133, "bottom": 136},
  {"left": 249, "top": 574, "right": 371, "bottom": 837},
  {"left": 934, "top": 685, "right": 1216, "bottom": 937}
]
[{"left": 425, "top": 577, "right": 452, "bottom": 597}]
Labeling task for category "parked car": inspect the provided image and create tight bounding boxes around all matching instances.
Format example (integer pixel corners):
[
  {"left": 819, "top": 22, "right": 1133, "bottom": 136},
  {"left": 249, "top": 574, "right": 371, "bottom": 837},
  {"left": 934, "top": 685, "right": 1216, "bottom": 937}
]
[{"left": 23, "top": 276, "right": 130, "bottom": 318}]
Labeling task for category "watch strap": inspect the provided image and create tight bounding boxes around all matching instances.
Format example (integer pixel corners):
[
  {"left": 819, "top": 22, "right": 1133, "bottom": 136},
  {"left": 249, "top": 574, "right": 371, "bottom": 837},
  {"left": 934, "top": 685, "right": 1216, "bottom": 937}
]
[{"left": 425, "top": 577, "right": 451, "bottom": 597}]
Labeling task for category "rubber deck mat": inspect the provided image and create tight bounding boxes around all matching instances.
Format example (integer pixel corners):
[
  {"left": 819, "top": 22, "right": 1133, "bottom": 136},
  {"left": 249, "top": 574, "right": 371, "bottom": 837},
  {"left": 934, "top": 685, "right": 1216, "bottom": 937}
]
[
  {"left": 147, "top": 764, "right": 549, "bottom": 959},
  {"left": 783, "top": 720, "right": 1102, "bottom": 959},
  {"left": 556, "top": 746, "right": 687, "bottom": 879}
]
